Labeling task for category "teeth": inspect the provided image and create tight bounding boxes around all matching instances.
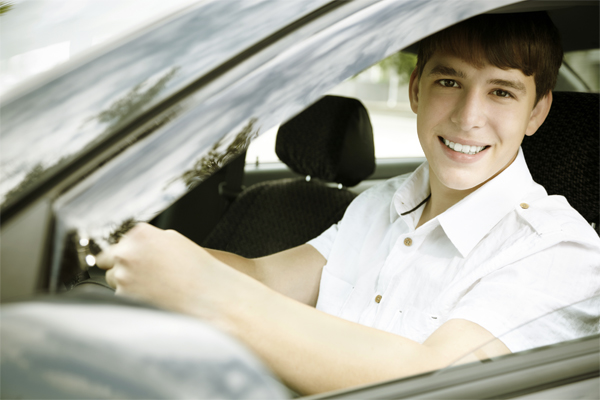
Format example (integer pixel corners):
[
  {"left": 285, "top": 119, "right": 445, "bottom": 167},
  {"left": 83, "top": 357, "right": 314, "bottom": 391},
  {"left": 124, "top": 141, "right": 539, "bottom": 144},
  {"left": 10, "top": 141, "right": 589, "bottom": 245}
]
[{"left": 443, "top": 139, "right": 485, "bottom": 155}]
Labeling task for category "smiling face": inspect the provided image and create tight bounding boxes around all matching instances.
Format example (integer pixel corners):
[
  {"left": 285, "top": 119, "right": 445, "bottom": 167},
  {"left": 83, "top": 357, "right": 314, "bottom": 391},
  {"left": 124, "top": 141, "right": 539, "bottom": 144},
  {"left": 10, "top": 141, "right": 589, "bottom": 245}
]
[{"left": 409, "top": 53, "right": 552, "bottom": 194}]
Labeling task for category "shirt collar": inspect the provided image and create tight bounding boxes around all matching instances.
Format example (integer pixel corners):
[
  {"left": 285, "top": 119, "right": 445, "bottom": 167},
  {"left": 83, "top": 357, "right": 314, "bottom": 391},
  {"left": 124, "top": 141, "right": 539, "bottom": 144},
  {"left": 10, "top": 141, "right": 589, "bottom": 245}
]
[
  {"left": 438, "top": 148, "right": 537, "bottom": 257},
  {"left": 390, "top": 148, "right": 539, "bottom": 257},
  {"left": 390, "top": 162, "right": 431, "bottom": 228}
]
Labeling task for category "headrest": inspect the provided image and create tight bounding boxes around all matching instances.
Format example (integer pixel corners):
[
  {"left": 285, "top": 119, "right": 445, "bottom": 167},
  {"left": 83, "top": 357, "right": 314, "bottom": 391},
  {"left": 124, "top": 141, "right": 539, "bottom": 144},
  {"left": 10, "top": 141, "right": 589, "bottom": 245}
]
[
  {"left": 276, "top": 95, "right": 375, "bottom": 187},
  {"left": 521, "top": 91, "right": 599, "bottom": 231}
]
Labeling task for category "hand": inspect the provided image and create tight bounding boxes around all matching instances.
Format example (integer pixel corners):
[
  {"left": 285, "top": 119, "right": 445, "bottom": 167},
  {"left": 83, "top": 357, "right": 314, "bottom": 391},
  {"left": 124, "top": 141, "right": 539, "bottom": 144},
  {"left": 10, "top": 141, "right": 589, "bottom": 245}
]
[{"left": 95, "top": 223, "right": 253, "bottom": 327}]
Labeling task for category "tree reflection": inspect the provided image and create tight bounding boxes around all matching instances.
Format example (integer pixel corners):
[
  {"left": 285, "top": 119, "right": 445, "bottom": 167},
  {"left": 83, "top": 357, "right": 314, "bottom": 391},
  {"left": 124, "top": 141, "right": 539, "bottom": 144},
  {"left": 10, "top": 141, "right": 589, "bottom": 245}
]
[
  {"left": 2, "top": 68, "right": 180, "bottom": 208},
  {"left": 377, "top": 51, "right": 417, "bottom": 85},
  {"left": 0, "top": 2, "right": 13, "bottom": 15},
  {"left": 92, "top": 67, "right": 180, "bottom": 131},
  {"left": 180, "top": 118, "right": 259, "bottom": 189},
  {"left": 2, "top": 163, "right": 45, "bottom": 205},
  {"left": 106, "top": 217, "right": 138, "bottom": 245}
]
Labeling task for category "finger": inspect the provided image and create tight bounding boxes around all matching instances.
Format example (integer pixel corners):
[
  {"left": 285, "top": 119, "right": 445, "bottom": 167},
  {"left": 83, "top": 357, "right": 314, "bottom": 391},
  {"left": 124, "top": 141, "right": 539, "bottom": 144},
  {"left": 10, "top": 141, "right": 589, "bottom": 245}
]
[
  {"left": 104, "top": 266, "right": 117, "bottom": 289},
  {"left": 95, "top": 246, "right": 115, "bottom": 270}
]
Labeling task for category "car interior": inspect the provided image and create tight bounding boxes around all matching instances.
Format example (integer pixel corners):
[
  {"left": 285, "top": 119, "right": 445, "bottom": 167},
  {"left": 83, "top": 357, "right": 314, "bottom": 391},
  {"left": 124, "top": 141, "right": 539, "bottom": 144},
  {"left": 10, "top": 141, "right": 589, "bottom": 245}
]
[
  {"left": 146, "top": 4, "right": 600, "bottom": 254},
  {"left": 65, "top": 2, "right": 598, "bottom": 306},
  {"left": 142, "top": 8, "right": 599, "bottom": 258},
  {"left": 149, "top": 90, "right": 599, "bottom": 261},
  {"left": 202, "top": 95, "right": 375, "bottom": 258}
]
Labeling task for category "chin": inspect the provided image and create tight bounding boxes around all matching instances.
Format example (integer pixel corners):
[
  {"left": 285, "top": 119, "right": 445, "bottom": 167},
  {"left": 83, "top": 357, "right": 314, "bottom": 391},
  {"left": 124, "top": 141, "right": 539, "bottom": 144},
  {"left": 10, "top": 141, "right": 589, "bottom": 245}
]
[
  {"left": 439, "top": 175, "right": 487, "bottom": 192},
  {"left": 445, "top": 183, "right": 478, "bottom": 191}
]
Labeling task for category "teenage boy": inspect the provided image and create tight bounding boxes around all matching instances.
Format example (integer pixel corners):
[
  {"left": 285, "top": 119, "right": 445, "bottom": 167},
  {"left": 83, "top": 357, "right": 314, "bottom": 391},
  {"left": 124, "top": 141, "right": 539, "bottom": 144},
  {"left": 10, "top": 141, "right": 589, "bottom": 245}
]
[{"left": 97, "top": 12, "right": 600, "bottom": 395}]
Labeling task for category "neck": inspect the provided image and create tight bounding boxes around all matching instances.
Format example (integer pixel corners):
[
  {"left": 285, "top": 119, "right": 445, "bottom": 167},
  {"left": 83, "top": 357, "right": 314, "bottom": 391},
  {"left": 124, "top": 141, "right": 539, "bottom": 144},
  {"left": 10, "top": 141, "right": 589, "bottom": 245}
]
[
  {"left": 417, "top": 151, "right": 520, "bottom": 229},
  {"left": 416, "top": 175, "right": 479, "bottom": 229}
]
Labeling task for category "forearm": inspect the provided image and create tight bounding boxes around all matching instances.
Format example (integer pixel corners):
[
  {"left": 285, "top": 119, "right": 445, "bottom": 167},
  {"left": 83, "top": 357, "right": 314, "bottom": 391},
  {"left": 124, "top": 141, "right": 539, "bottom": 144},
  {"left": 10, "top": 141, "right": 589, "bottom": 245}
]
[
  {"left": 97, "top": 225, "right": 504, "bottom": 395},
  {"left": 205, "top": 249, "right": 262, "bottom": 281},
  {"left": 225, "top": 285, "right": 448, "bottom": 395},
  {"left": 206, "top": 245, "right": 325, "bottom": 306}
]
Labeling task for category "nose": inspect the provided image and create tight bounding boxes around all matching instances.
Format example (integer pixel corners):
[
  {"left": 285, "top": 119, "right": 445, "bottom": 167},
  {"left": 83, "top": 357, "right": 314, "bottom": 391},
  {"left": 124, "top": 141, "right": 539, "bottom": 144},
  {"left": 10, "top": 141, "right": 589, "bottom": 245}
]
[{"left": 450, "top": 91, "right": 486, "bottom": 131}]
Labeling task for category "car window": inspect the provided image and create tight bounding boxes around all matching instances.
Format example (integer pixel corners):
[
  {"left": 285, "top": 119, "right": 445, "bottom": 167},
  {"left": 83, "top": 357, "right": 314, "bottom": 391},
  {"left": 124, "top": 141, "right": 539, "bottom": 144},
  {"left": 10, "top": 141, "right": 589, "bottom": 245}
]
[
  {"left": 246, "top": 51, "right": 423, "bottom": 165},
  {"left": 439, "top": 295, "right": 600, "bottom": 369},
  {"left": 563, "top": 49, "right": 600, "bottom": 92},
  {"left": 48, "top": 0, "right": 505, "bottom": 250},
  {"left": 0, "top": 0, "right": 198, "bottom": 97},
  {"left": 0, "top": 0, "right": 332, "bottom": 209},
  {"left": 325, "top": 296, "right": 600, "bottom": 400},
  {"left": 246, "top": 47, "right": 600, "bottom": 166}
]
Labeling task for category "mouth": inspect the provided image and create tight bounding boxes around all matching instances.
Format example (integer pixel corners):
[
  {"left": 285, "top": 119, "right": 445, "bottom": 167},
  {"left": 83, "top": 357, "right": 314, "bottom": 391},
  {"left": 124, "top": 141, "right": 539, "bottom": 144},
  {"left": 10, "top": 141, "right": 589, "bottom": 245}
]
[{"left": 439, "top": 137, "right": 489, "bottom": 155}]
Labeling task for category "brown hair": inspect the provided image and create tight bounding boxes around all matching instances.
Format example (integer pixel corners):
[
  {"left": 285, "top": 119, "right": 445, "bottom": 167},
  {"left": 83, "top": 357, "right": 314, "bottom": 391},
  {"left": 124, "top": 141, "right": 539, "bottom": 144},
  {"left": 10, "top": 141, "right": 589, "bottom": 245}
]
[{"left": 416, "top": 12, "right": 563, "bottom": 104}]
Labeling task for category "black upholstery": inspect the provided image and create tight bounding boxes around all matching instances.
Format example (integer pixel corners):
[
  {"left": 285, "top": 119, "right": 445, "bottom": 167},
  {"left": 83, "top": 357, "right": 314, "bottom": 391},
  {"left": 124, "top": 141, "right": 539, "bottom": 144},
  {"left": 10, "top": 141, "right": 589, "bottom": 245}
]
[
  {"left": 201, "top": 179, "right": 356, "bottom": 258},
  {"left": 521, "top": 91, "right": 599, "bottom": 234},
  {"left": 276, "top": 95, "right": 375, "bottom": 186},
  {"left": 202, "top": 95, "right": 375, "bottom": 258}
]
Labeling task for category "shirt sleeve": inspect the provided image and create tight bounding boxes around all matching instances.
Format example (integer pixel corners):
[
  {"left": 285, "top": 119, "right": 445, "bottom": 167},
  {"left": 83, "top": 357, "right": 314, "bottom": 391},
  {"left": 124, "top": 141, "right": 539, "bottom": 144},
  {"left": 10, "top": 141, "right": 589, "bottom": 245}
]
[
  {"left": 307, "top": 223, "right": 339, "bottom": 261},
  {"left": 447, "top": 241, "right": 600, "bottom": 353}
]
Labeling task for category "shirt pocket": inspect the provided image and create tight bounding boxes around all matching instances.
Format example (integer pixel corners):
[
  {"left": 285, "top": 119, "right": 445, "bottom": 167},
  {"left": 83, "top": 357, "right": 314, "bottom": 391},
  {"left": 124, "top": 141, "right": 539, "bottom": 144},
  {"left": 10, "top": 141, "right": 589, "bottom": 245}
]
[
  {"left": 386, "top": 308, "right": 443, "bottom": 344},
  {"left": 316, "top": 268, "right": 354, "bottom": 316}
]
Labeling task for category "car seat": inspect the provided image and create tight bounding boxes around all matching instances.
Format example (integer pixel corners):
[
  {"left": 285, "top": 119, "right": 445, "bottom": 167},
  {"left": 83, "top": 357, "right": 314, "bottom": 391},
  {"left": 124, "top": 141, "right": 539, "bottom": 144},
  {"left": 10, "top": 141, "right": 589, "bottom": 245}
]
[
  {"left": 202, "top": 95, "right": 375, "bottom": 258},
  {"left": 521, "top": 91, "right": 599, "bottom": 235}
]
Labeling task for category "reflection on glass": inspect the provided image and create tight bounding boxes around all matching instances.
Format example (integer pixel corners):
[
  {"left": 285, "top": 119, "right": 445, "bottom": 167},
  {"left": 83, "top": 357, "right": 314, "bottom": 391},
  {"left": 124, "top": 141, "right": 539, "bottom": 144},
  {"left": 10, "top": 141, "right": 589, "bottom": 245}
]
[
  {"left": 179, "top": 118, "right": 258, "bottom": 189},
  {"left": 443, "top": 295, "right": 600, "bottom": 369},
  {"left": 0, "top": 67, "right": 179, "bottom": 208},
  {"left": 52, "top": 0, "right": 506, "bottom": 277},
  {"left": 2, "top": 0, "right": 328, "bottom": 208},
  {"left": 0, "top": 0, "right": 197, "bottom": 95},
  {"left": 0, "top": 1, "right": 12, "bottom": 15},
  {"left": 247, "top": 50, "right": 423, "bottom": 165},
  {"left": 85, "top": 67, "right": 179, "bottom": 132},
  {"left": 564, "top": 49, "right": 600, "bottom": 91},
  {"left": 105, "top": 217, "right": 139, "bottom": 245},
  {"left": 56, "top": 117, "right": 258, "bottom": 290},
  {"left": 2, "top": 163, "right": 44, "bottom": 205}
]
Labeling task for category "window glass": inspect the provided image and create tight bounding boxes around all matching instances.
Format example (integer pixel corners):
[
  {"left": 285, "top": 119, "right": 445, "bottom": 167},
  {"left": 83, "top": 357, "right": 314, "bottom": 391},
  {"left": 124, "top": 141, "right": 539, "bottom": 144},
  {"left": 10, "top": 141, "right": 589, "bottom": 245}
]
[
  {"left": 564, "top": 49, "right": 600, "bottom": 92},
  {"left": 440, "top": 295, "right": 600, "bottom": 369},
  {"left": 1, "top": 0, "right": 330, "bottom": 208},
  {"left": 48, "top": 0, "right": 510, "bottom": 249},
  {"left": 0, "top": 0, "right": 198, "bottom": 96},
  {"left": 330, "top": 52, "right": 422, "bottom": 159},
  {"left": 246, "top": 48, "right": 600, "bottom": 165},
  {"left": 245, "top": 51, "right": 423, "bottom": 165}
]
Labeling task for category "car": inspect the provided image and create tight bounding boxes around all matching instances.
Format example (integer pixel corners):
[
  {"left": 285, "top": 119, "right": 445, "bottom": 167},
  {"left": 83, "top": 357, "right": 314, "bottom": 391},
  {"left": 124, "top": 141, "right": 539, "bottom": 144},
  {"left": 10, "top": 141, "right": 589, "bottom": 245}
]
[{"left": 1, "top": 0, "right": 598, "bottom": 398}]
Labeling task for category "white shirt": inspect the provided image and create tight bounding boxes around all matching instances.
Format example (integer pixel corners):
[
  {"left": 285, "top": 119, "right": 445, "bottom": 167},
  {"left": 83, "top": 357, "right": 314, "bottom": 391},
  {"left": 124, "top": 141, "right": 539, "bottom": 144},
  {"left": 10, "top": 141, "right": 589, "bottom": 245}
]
[{"left": 308, "top": 148, "right": 600, "bottom": 353}]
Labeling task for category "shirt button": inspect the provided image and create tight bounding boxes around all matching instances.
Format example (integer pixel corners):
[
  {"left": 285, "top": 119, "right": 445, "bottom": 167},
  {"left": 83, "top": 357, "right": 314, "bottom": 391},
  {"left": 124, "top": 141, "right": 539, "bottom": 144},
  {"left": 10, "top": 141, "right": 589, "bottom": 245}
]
[
  {"left": 404, "top": 237, "right": 413, "bottom": 247},
  {"left": 375, "top": 295, "right": 382, "bottom": 303},
  {"left": 520, "top": 203, "right": 530, "bottom": 209}
]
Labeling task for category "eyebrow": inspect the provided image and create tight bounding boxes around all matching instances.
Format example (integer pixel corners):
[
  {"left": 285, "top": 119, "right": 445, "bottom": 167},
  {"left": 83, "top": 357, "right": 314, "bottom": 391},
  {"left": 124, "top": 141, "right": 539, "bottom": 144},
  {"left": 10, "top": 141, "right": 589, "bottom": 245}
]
[
  {"left": 487, "top": 79, "right": 527, "bottom": 94},
  {"left": 428, "top": 64, "right": 527, "bottom": 94},
  {"left": 428, "top": 64, "right": 467, "bottom": 79}
]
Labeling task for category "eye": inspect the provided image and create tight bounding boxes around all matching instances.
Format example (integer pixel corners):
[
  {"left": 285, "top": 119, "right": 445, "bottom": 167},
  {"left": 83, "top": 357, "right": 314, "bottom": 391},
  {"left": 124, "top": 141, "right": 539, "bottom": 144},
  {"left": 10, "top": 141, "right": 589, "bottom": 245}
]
[
  {"left": 492, "top": 89, "right": 513, "bottom": 98},
  {"left": 438, "top": 79, "right": 459, "bottom": 88}
]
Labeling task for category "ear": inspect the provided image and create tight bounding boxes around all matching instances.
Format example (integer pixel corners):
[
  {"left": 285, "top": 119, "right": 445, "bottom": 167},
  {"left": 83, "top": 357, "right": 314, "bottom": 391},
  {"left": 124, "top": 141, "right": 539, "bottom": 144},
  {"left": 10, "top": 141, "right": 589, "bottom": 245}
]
[
  {"left": 525, "top": 92, "right": 552, "bottom": 137},
  {"left": 409, "top": 68, "right": 420, "bottom": 114}
]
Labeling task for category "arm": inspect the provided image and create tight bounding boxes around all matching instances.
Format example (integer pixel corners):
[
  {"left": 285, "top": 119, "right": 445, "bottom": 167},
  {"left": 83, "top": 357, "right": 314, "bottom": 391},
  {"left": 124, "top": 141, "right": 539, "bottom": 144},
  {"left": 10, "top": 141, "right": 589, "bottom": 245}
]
[
  {"left": 206, "top": 245, "right": 326, "bottom": 306},
  {"left": 96, "top": 224, "right": 509, "bottom": 394},
  {"left": 229, "top": 286, "right": 510, "bottom": 394}
]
